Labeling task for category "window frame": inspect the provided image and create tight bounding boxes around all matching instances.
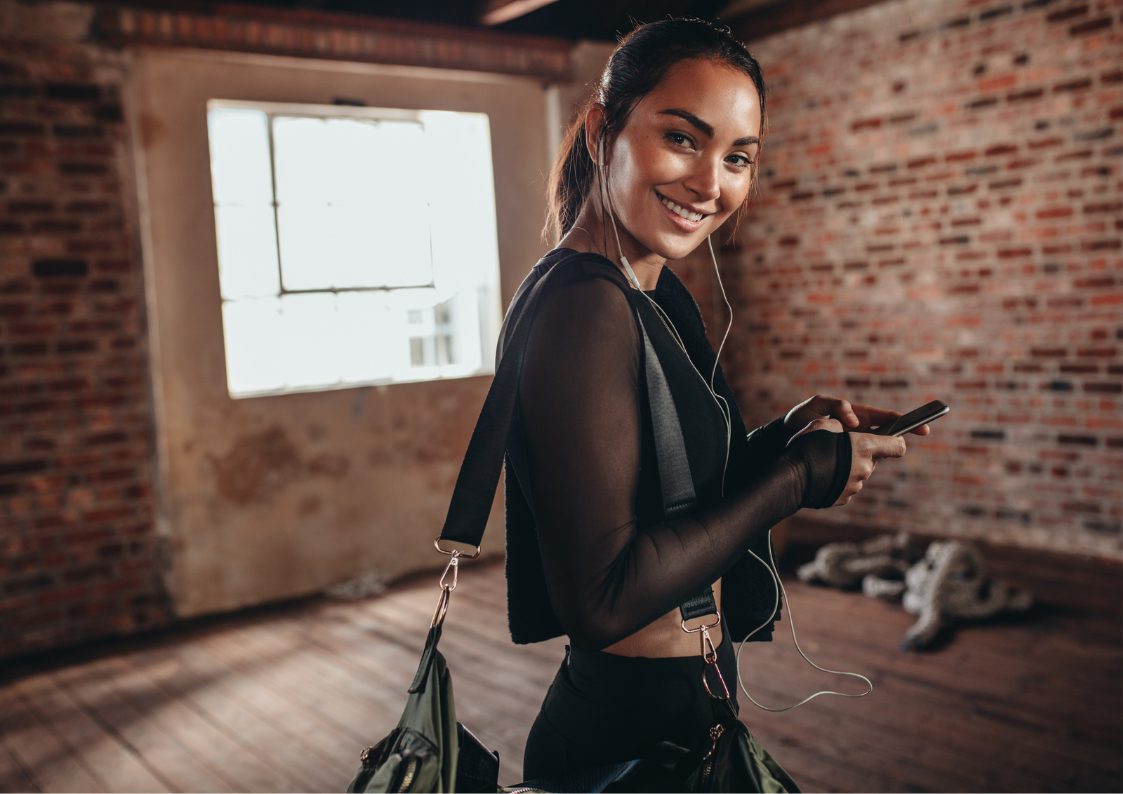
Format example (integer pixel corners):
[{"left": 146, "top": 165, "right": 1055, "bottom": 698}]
[{"left": 205, "top": 98, "right": 501, "bottom": 399}]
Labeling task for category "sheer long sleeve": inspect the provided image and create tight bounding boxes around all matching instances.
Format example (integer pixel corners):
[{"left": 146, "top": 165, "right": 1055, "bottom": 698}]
[
  {"left": 746, "top": 416, "right": 796, "bottom": 462},
  {"left": 517, "top": 276, "right": 849, "bottom": 650}
]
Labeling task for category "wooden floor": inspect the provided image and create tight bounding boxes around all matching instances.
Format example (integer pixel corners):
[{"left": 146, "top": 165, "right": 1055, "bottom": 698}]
[{"left": 1, "top": 552, "right": 1120, "bottom": 793}]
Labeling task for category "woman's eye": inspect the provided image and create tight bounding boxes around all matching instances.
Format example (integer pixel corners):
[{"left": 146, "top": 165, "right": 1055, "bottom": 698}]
[
  {"left": 665, "top": 131, "right": 694, "bottom": 149},
  {"left": 728, "top": 154, "right": 754, "bottom": 168}
]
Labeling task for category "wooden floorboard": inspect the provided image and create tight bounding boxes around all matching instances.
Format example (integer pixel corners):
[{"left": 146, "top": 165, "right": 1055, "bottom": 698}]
[
  {"left": 14, "top": 669, "right": 170, "bottom": 792},
  {"left": 0, "top": 554, "right": 1119, "bottom": 793}
]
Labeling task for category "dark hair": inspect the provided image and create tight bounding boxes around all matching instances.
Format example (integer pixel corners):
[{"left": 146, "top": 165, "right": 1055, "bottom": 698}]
[{"left": 546, "top": 17, "right": 767, "bottom": 243}]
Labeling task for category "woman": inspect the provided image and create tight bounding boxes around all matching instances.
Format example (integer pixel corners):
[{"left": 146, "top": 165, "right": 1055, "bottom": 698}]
[{"left": 501, "top": 17, "right": 928, "bottom": 784}]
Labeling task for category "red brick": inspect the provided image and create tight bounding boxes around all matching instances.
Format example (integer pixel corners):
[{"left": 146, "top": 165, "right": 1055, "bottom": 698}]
[
  {"left": 1053, "top": 77, "right": 1093, "bottom": 92},
  {"left": 1069, "top": 17, "right": 1112, "bottom": 36},
  {"left": 977, "top": 74, "right": 1017, "bottom": 92}
]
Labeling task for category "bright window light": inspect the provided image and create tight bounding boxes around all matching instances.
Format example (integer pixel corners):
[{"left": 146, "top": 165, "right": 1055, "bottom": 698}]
[{"left": 206, "top": 101, "right": 502, "bottom": 398}]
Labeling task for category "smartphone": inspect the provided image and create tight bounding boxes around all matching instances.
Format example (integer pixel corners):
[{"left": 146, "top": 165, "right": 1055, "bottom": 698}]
[{"left": 873, "top": 400, "right": 950, "bottom": 436}]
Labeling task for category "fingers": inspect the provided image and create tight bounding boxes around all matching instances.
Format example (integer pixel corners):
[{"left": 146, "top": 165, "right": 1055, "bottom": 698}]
[
  {"left": 851, "top": 431, "right": 907, "bottom": 461},
  {"left": 830, "top": 429, "right": 908, "bottom": 508},
  {"left": 874, "top": 434, "right": 907, "bottom": 459},
  {"left": 801, "top": 394, "right": 863, "bottom": 430},
  {"left": 786, "top": 416, "right": 845, "bottom": 448},
  {"left": 853, "top": 403, "right": 921, "bottom": 434},
  {"left": 836, "top": 398, "right": 861, "bottom": 429},
  {"left": 837, "top": 474, "right": 863, "bottom": 507},
  {"left": 850, "top": 403, "right": 894, "bottom": 429},
  {"left": 808, "top": 417, "right": 844, "bottom": 433}
]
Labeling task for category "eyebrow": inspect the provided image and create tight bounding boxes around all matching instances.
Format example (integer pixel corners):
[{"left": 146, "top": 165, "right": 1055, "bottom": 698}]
[{"left": 657, "top": 108, "right": 760, "bottom": 146}]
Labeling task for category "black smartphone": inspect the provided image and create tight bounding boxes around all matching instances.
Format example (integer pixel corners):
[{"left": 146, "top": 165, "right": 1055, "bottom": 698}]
[{"left": 873, "top": 400, "right": 950, "bottom": 436}]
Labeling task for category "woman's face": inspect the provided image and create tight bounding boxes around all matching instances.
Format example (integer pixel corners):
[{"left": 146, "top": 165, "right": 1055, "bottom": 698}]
[{"left": 596, "top": 57, "right": 762, "bottom": 263}]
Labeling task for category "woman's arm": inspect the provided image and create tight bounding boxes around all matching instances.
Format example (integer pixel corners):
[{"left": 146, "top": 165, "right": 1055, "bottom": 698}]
[
  {"left": 744, "top": 416, "right": 797, "bottom": 469},
  {"left": 518, "top": 276, "right": 848, "bottom": 650}
]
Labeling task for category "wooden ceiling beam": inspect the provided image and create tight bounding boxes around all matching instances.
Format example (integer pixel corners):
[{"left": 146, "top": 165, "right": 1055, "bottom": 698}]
[
  {"left": 480, "top": 0, "right": 561, "bottom": 26},
  {"left": 719, "top": 0, "right": 785, "bottom": 16},
  {"left": 724, "top": 0, "right": 893, "bottom": 41}
]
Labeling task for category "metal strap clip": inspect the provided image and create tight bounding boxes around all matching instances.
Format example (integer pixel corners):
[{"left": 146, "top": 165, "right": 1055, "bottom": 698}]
[
  {"left": 683, "top": 615, "right": 731, "bottom": 701},
  {"left": 433, "top": 538, "right": 481, "bottom": 559},
  {"left": 429, "top": 550, "right": 462, "bottom": 629},
  {"left": 699, "top": 624, "right": 731, "bottom": 700}
]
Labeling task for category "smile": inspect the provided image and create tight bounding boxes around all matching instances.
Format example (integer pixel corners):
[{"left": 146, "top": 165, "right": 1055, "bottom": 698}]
[{"left": 656, "top": 192, "right": 710, "bottom": 225}]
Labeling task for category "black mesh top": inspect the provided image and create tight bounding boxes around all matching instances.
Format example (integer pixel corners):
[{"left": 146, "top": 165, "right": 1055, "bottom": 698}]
[{"left": 502, "top": 248, "right": 850, "bottom": 650}]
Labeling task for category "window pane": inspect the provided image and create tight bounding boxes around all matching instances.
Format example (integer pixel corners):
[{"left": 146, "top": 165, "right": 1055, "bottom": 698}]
[
  {"left": 214, "top": 205, "right": 280, "bottom": 299},
  {"left": 421, "top": 111, "right": 499, "bottom": 292},
  {"left": 276, "top": 202, "right": 431, "bottom": 291},
  {"left": 272, "top": 116, "right": 334, "bottom": 205},
  {"left": 222, "top": 298, "right": 285, "bottom": 396},
  {"left": 207, "top": 108, "right": 273, "bottom": 206},
  {"left": 335, "top": 292, "right": 394, "bottom": 382},
  {"left": 365, "top": 193, "right": 433, "bottom": 287},
  {"left": 323, "top": 117, "right": 381, "bottom": 205},
  {"left": 273, "top": 115, "right": 432, "bottom": 290},
  {"left": 372, "top": 122, "right": 433, "bottom": 286},
  {"left": 278, "top": 293, "right": 346, "bottom": 389}
]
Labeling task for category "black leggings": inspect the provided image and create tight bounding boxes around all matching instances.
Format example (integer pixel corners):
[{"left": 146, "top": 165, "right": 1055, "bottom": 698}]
[{"left": 522, "top": 629, "right": 740, "bottom": 779}]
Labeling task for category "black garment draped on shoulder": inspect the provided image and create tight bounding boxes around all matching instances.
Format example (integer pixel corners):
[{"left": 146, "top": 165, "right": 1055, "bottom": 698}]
[{"left": 502, "top": 248, "right": 851, "bottom": 651}]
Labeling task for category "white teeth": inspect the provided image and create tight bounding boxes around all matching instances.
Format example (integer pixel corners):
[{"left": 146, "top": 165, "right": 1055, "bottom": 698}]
[{"left": 659, "top": 195, "right": 704, "bottom": 222}]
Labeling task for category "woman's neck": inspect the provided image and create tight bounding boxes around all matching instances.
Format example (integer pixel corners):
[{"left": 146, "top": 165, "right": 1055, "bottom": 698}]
[{"left": 557, "top": 205, "right": 665, "bottom": 291}]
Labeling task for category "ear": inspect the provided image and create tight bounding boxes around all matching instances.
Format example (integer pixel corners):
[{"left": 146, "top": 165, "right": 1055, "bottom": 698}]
[{"left": 583, "top": 104, "right": 607, "bottom": 166}]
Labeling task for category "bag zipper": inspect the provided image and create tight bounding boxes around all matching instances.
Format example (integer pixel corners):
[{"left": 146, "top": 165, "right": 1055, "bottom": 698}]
[
  {"left": 394, "top": 754, "right": 419, "bottom": 792},
  {"left": 699, "top": 722, "right": 725, "bottom": 785}
]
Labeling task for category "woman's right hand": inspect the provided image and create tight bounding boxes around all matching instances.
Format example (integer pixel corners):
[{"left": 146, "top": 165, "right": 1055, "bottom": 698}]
[{"left": 782, "top": 417, "right": 908, "bottom": 508}]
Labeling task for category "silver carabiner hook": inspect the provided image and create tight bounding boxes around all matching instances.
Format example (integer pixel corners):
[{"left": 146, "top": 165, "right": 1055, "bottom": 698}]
[
  {"left": 700, "top": 626, "right": 731, "bottom": 700},
  {"left": 439, "top": 550, "right": 460, "bottom": 592}
]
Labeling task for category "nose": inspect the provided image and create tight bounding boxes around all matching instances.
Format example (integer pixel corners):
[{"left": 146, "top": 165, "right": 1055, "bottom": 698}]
[{"left": 682, "top": 155, "right": 721, "bottom": 203}]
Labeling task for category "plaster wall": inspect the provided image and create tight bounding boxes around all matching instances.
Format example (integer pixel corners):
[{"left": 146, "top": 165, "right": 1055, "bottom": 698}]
[{"left": 131, "top": 49, "right": 554, "bottom": 617}]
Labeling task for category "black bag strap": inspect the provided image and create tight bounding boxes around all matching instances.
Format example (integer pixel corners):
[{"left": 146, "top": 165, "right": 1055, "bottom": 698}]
[
  {"left": 436, "top": 251, "right": 718, "bottom": 622},
  {"left": 637, "top": 313, "right": 719, "bottom": 624},
  {"left": 640, "top": 325, "right": 696, "bottom": 518}
]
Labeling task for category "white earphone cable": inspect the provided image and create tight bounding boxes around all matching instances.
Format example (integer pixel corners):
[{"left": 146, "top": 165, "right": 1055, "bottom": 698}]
[{"left": 735, "top": 537, "right": 874, "bottom": 711}]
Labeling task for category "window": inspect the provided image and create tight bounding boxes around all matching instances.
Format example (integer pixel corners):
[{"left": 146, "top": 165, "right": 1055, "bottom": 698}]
[{"left": 205, "top": 100, "right": 502, "bottom": 398}]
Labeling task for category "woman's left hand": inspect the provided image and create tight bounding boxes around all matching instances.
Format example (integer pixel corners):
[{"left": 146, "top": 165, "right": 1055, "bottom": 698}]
[{"left": 783, "top": 394, "right": 932, "bottom": 437}]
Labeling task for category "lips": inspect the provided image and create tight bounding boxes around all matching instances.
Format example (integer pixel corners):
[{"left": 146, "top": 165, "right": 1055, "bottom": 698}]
[{"left": 655, "top": 191, "right": 711, "bottom": 231}]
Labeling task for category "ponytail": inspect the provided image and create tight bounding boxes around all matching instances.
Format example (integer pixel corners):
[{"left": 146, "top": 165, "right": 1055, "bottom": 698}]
[{"left": 546, "top": 99, "right": 597, "bottom": 243}]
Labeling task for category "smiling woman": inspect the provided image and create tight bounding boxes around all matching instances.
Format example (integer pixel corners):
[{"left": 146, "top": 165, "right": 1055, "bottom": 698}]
[
  {"left": 583, "top": 62, "right": 763, "bottom": 273},
  {"left": 500, "top": 15, "right": 914, "bottom": 791}
]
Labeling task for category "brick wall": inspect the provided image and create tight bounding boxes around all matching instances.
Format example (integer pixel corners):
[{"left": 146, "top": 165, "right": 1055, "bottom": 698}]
[
  {"left": 728, "top": 0, "right": 1122, "bottom": 558},
  {"left": 0, "top": 2, "right": 171, "bottom": 658}
]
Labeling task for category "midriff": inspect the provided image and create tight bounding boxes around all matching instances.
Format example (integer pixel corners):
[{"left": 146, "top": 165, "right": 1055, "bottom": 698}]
[{"left": 599, "top": 579, "right": 723, "bottom": 658}]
